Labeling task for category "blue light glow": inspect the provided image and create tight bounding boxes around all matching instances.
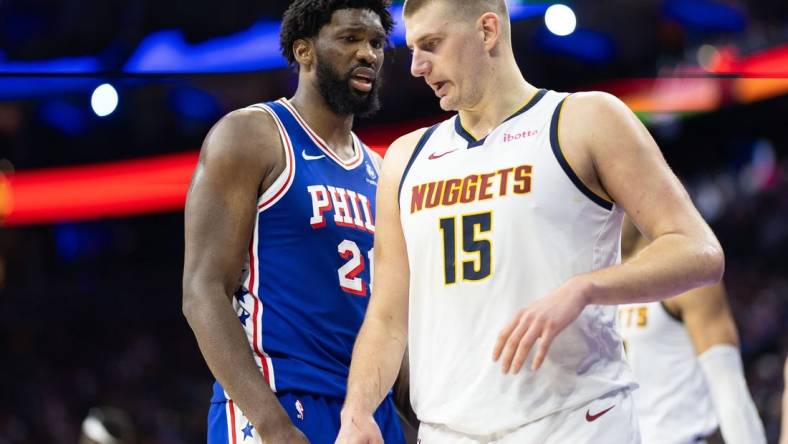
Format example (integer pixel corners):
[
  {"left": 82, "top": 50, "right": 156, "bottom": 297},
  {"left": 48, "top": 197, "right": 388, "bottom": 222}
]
[
  {"left": 664, "top": 0, "right": 746, "bottom": 33},
  {"left": 39, "top": 100, "right": 89, "bottom": 135},
  {"left": 535, "top": 28, "right": 615, "bottom": 63},
  {"left": 0, "top": 2, "right": 553, "bottom": 99}
]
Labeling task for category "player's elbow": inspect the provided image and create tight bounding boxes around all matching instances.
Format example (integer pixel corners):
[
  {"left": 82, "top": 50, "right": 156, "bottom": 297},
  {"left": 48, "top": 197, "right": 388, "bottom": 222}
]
[
  {"left": 181, "top": 275, "right": 208, "bottom": 323},
  {"left": 181, "top": 278, "right": 198, "bottom": 320},
  {"left": 702, "top": 240, "right": 725, "bottom": 285}
]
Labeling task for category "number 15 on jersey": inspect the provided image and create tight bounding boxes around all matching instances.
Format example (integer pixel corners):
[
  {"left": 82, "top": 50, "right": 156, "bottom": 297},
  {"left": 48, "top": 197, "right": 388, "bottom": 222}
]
[{"left": 439, "top": 212, "right": 493, "bottom": 285}]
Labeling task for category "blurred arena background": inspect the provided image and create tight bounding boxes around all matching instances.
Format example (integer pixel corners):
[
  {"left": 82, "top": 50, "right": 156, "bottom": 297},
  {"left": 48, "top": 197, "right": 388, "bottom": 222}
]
[{"left": 0, "top": 0, "right": 786, "bottom": 442}]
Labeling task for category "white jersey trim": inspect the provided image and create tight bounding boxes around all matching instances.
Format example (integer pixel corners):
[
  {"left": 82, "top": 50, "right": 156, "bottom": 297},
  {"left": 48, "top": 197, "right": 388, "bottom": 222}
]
[
  {"left": 548, "top": 96, "right": 615, "bottom": 211},
  {"left": 240, "top": 210, "right": 276, "bottom": 392},
  {"left": 248, "top": 103, "right": 296, "bottom": 213},
  {"left": 279, "top": 98, "right": 364, "bottom": 170}
]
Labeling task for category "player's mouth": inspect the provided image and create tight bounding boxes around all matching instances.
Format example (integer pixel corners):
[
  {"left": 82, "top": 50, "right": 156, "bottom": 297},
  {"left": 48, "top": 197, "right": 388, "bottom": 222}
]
[
  {"left": 431, "top": 81, "right": 448, "bottom": 97},
  {"left": 349, "top": 67, "right": 376, "bottom": 93}
]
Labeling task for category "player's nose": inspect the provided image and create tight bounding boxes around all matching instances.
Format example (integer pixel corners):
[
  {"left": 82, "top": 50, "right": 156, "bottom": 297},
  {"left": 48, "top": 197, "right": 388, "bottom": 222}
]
[
  {"left": 410, "top": 48, "right": 429, "bottom": 78},
  {"left": 356, "top": 41, "right": 379, "bottom": 67}
]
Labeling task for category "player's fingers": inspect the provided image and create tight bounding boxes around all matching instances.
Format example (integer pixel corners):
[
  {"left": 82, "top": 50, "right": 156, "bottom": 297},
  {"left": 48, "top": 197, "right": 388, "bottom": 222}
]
[
  {"left": 492, "top": 309, "right": 525, "bottom": 361},
  {"left": 498, "top": 318, "right": 530, "bottom": 373},
  {"left": 510, "top": 320, "right": 544, "bottom": 374},
  {"left": 530, "top": 326, "right": 556, "bottom": 371}
]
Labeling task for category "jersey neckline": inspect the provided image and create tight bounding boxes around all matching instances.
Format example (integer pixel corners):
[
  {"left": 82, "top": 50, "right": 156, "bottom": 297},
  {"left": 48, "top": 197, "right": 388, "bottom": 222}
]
[
  {"left": 454, "top": 88, "right": 548, "bottom": 148},
  {"left": 278, "top": 98, "right": 364, "bottom": 170}
]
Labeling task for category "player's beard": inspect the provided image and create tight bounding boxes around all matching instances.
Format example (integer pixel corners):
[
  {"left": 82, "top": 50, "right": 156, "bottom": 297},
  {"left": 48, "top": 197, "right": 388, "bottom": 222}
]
[{"left": 315, "top": 52, "right": 382, "bottom": 118}]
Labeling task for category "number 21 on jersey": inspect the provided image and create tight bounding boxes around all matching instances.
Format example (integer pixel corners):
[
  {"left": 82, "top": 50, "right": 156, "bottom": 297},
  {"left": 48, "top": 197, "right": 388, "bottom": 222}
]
[
  {"left": 439, "top": 211, "right": 493, "bottom": 285},
  {"left": 337, "top": 240, "right": 373, "bottom": 296}
]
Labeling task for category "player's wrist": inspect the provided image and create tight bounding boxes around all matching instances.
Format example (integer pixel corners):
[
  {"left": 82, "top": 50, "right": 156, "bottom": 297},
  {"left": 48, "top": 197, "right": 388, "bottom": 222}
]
[
  {"left": 340, "top": 401, "right": 375, "bottom": 420},
  {"left": 567, "top": 274, "right": 596, "bottom": 306}
]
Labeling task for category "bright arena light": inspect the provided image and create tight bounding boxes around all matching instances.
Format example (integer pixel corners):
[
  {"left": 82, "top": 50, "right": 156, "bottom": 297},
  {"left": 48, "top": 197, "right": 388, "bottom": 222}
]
[
  {"left": 545, "top": 4, "right": 577, "bottom": 37},
  {"left": 91, "top": 83, "right": 118, "bottom": 117}
]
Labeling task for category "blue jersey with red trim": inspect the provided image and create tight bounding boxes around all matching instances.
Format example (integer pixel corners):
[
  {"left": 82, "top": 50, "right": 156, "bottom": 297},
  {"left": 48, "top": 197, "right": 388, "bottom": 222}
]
[{"left": 211, "top": 98, "right": 380, "bottom": 402}]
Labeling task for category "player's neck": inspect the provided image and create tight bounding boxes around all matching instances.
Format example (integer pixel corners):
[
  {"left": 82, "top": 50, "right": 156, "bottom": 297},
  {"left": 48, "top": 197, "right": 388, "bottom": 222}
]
[
  {"left": 289, "top": 87, "right": 355, "bottom": 156},
  {"left": 458, "top": 68, "right": 536, "bottom": 139}
]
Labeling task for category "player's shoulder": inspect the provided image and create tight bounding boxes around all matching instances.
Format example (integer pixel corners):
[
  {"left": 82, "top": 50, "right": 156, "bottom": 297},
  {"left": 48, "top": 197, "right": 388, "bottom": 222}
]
[
  {"left": 213, "top": 105, "right": 278, "bottom": 139},
  {"left": 387, "top": 126, "right": 433, "bottom": 161},
  {"left": 378, "top": 126, "right": 433, "bottom": 175},
  {"left": 563, "top": 91, "right": 630, "bottom": 122},
  {"left": 561, "top": 91, "right": 641, "bottom": 152},
  {"left": 199, "top": 105, "right": 282, "bottom": 171}
]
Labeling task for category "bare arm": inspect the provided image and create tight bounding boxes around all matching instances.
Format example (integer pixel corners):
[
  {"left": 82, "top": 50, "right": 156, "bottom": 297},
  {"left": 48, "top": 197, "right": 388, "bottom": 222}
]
[
  {"left": 623, "top": 220, "right": 738, "bottom": 353},
  {"left": 367, "top": 144, "right": 418, "bottom": 432},
  {"left": 494, "top": 92, "right": 724, "bottom": 373},
  {"left": 671, "top": 284, "right": 765, "bottom": 443},
  {"left": 336, "top": 129, "right": 427, "bottom": 444},
  {"left": 572, "top": 92, "right": 724, "bottom": 305},
  {"left": 182, "top": 108, "right": 307, "bottom": 443},
  {"left": 622, "top": 223, "right": 763, "bottom": 442},
  {"left": 670, "top": 282, "right": 738, "bottom": 353}
]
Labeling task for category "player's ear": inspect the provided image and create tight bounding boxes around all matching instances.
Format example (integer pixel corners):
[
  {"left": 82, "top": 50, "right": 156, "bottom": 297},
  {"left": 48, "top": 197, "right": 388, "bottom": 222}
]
[
  {"left": 478, "top": 12, "right": 501, "bottom": 52},
  {"left": 293, "top": 38, "right": 315, "bottom": 70}
]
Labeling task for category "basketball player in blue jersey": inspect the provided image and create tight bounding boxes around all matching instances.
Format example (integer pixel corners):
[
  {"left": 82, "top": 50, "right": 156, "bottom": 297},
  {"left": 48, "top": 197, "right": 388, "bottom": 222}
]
[
  {"left": 337, "top": 0, "right": 725, "bottom": 443},
  {"left": 182, "top": 1, "right": 407, "bottom": 443}
]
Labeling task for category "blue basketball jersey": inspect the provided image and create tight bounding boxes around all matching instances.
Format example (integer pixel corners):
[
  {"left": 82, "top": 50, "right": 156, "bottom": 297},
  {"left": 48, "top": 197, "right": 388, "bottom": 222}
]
[{"left": 211, "top": 98, "right": 380, "bottom": 402}]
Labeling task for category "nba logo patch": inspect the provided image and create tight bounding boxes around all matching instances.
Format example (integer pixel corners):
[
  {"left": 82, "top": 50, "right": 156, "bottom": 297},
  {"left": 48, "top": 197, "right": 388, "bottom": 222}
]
[
  {"left": 366, "top": 163, "right": 377, "bottom": 181},
  {"left": 295, "top": 399, "right": 304, "bottom": 420}
]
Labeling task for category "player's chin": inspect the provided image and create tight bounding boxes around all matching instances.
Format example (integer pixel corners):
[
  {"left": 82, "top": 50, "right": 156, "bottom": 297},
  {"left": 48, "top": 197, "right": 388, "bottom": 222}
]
[
  {"left": 438, "top": 96, "right": 458, "bottom": 111},
  {"left": 350, "top": 89, "right": 371, "bottom": 99}
]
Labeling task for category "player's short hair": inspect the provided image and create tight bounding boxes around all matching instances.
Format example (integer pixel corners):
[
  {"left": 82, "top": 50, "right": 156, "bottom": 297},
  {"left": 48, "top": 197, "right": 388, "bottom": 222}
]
[
  {"left": 280, "top": 0, "right": 395, "bottom": 67},
  {"left": 403, "top": 0, "right": 509, "bottom": 29}
]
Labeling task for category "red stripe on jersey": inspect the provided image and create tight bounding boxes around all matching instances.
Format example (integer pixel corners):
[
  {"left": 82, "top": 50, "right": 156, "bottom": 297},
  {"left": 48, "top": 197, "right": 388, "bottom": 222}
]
[
  {"left": 251, "top": 296, "right": 271, "bottom": 385},
  {"left": 258, "top": 109, "right": 295, "bottom": 210},
  {"left": 247, "top": 239, "right": 256, "bottom": 296},
  {"left": 228, "top": 400, "right": 238, "bottom": 444}
]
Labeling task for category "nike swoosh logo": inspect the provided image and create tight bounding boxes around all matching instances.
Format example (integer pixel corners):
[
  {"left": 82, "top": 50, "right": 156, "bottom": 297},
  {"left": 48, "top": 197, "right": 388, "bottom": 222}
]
[
  {"left": 428, "top": 149, "right": 458, "bottom": 160},
  {"left": 302, "top": 150, "right": 326, "bottom": 160},
  {"left": 585, "top": 405, "right": 615, "bottom": 422}
]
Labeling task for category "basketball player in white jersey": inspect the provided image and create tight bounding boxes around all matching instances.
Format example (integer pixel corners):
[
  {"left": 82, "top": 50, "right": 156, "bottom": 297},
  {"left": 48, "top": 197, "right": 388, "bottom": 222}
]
[
  {"left": 619, "top": 219, "right": 765, "bottom": 444},
  {"left": 335, "top": 0, "right": 724, "bottom": 442}
]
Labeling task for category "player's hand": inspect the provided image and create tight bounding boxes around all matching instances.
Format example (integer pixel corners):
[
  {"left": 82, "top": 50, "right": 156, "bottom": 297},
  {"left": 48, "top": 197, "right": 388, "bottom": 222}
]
[
  {"left": 259, "top": 423, "right": 310, "bottom": 444},
  {"left": 335, "top": 410, "right": 383, "bottom": 444},
  {"left": 492, "top": 276, "right": 590, "bottom": 373}
]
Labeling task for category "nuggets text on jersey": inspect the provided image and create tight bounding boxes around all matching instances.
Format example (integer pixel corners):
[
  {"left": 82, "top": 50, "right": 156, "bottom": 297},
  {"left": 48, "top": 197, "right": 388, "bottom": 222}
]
[{"left": 409, "top": 164, "right": 532, "bottom": 214}]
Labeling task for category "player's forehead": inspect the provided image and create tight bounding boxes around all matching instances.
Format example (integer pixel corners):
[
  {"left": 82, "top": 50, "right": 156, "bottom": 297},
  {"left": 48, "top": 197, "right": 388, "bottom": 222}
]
[
  {"left": 404, "top": 3, "right": 459, "bottom": 47},
  {"left": 321, "top": 8, "right": 386, "bottom": 36}
]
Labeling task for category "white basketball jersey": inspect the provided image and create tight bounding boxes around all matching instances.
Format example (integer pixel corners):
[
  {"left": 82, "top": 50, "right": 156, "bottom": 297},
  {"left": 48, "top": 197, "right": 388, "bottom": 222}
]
[
  {"left": 619, "top": 302, "right": 718, "bottom": 443},
  {"left": 398, "top": 90, "right": 636, "bottom": 435}
]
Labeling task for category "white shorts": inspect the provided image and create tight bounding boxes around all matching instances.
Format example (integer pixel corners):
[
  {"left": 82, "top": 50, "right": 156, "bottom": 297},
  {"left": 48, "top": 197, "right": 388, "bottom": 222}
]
[{"left": 417, "top": 389, "right": 640, "bottom": 444}]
